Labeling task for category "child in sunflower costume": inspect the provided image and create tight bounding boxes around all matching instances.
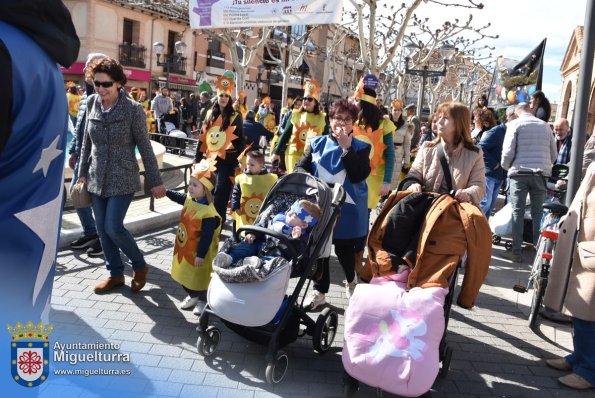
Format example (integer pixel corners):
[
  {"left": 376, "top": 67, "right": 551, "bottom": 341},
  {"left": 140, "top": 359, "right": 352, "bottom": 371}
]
[
  {"left": 231, "top": 150, "right": 278, "bottom": 231},
  {"left": 233, "top": 90, "right": 249, "bottom": 120},
  {"left": 352, "top": 74, "right": 395, "bottom": 209},
  {"left": 272, "top": 80, "right": 329, "bottom": 173},
  {"left": 255, "top": 96, "right": 277, "bottom": 133},
  {"left": 166, "top": 158, "right": 221, "bottom": 316}
]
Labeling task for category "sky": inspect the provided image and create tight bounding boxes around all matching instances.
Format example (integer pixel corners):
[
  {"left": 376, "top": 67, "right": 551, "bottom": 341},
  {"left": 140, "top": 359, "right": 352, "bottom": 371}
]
[{"left": 412, "top": 0, "right": 589, "bottom": 103}]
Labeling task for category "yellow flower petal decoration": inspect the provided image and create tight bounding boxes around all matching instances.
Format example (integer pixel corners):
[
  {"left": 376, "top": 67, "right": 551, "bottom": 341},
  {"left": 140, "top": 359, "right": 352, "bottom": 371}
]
[
  {"left": 198, "top": 115, "right": 239, "bottom": 160},
  {"left": 352, "top": 124, "right": 387, "bottom": 175}
]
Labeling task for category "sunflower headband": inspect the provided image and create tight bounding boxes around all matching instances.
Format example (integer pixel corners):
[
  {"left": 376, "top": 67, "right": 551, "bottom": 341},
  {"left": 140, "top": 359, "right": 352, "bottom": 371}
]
[
  {"left": 353, "top": 76, "right": 378, "bottom": 105},
  {"left": 191, "top": 158, "right": 217, "bottom": 191},
  {"left": 216, "top": 74, "right": 235, "bottom": 97},
  {"left": 303, "top": 80, "right": 321, "bottom": 101},
  {"left": 391, "top": 99, "right": 404, "bottom": 111}
]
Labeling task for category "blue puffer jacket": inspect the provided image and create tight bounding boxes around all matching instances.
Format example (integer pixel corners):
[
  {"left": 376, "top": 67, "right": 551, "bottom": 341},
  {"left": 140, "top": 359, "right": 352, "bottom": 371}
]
[{"left": 478, "top": 124, "right": 506, "bottom": 180}]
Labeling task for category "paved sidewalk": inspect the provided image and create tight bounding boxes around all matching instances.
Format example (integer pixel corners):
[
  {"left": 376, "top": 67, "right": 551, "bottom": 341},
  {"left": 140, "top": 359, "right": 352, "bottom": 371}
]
[{"left": 42, "top": 221, "right": 594, "bottom": 398}]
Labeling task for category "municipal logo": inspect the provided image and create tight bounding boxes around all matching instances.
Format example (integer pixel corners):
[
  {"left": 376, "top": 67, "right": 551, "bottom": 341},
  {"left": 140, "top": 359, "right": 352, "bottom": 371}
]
[{"left": 8, "top": 321, "right": 52, "bottom": 387}]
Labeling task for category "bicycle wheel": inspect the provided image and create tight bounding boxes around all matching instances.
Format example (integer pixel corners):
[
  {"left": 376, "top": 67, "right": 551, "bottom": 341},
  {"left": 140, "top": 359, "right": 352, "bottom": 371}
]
[{"left": 528, "top": 275, "right": 545, "bottom": 330}]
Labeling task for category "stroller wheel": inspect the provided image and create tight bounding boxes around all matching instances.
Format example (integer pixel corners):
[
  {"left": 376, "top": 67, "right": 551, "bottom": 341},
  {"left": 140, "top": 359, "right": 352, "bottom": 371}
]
[
  {"left": 505, "top": 241, "right": 513, "bottom": 251},
  {"left": 343, "top": 372, "right": 359, "bottom": 398},
  {"left": 492, "top": 235, "right": 501, "bottom": 244},
  {"left": 313, "top": 307, "right": 338, "bottom": 353},
  {"left": 265, "top": 350, "right": 288, "bottom": 384},
  {"left": 197, "top": 326, "right": 220, "bottom": 357}
]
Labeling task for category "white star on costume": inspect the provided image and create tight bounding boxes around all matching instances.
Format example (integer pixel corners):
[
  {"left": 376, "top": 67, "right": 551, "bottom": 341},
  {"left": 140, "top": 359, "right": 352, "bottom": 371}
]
[
  {"left": 304, "top": 215, "right": 314, "bottom": 223},
  {"left": 33, "top": 135, "right": 63, "bottom": 177},
  {"left": 313, "top": 156, "right": 355, "bottom": 205},
  {"left": 15, "top": 175, "right": 63, "bottom": 305}
]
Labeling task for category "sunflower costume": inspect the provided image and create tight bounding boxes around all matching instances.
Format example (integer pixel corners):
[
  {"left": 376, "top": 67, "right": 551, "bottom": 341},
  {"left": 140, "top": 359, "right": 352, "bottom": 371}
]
[
  {"left": 232, "top": 171, "right": 278, "bottom": 230},
  {"left": 353, "top": 75, "right": 396, "bottom": 209},
  {"left": 282, "top": 80, "right": 327, "bottom": 173},
  {"left": 170, "top": 159, "right": 221, "bottom": 291}
]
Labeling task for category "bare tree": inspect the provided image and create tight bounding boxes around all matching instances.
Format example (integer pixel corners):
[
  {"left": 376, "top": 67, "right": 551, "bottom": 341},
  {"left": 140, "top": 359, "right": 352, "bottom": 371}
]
[{"left": 201, "top": 27, "right": 272, "bottom": 96}]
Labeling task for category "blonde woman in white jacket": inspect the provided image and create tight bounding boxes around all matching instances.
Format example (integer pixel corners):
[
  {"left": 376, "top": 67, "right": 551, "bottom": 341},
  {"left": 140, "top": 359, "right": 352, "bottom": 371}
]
[{"left": 388, "top": 99, "right": 412, "bottom": 190}]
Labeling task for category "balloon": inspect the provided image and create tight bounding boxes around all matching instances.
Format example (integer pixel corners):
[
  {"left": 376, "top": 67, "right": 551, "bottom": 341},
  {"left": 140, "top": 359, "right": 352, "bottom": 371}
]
[
  {"left": 528, "top": 86, "right": 536, "bottom": 96},
  {"left": 517, "top": 91, "right": 527, "bottom": 103},
  {"left": 507, "top": 90, "right": 516, "bottom": 104},
  {"left": 496, "top": 86, "right": 502, "bottom": 96},
  {"left": 501, "top": 88, "right": 507, "bottom": 101}
]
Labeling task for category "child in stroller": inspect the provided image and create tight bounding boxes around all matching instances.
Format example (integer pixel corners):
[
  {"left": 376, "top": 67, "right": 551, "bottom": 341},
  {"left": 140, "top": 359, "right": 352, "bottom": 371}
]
[
  {"left": 196, "top": 172, "right": 345, "bottom": 385},
  {"left": 212, "top": 199, "right": 321, "bottom": 283}
]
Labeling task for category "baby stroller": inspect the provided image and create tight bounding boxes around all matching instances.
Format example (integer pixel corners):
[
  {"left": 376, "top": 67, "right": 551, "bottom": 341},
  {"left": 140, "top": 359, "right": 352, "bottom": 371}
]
[
  {"left": 342, "top": 188, "right": 491, "bottom": 397},
  {"left": 491, "top": 164, "right": 569, "bottom": 250},
  {"left": 196, "top": 172, "right": 345, "bottom": 384}
]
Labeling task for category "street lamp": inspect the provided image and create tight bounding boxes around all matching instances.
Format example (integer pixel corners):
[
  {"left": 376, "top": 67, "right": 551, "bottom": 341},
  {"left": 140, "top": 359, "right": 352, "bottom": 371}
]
[
  {"left": 404, "top": 42, "right": 456, "bottom": 117},
  {"left": 153, "top": 40, "right": 187, "bottom": 89}
]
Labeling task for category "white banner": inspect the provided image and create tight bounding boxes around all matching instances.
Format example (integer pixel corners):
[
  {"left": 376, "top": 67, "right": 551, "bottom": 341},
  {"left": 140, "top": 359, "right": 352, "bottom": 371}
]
[{"left": 189, "top": 0, "right": 344, "bottom": 29}]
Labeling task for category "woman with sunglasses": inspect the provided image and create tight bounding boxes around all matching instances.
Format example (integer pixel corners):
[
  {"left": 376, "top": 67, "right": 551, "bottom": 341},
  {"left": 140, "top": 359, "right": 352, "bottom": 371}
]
[
  {"left": 388, "top": 98, "right": 412, "bottom": 190},
  {"left": 271, "top": 80, "right": 329, "bottom": 173},
  {"left": 295, "top": 99, "right": 371, "bottom": 310},
  {"left": 194, "top": 71, "right": 245, "bottom": 224},
  {"left": 78, "top": 58, "right": 166, "bottom": 294}
]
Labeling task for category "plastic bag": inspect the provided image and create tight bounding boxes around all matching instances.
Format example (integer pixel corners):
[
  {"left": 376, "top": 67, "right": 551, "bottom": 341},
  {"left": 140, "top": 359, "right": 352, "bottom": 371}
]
[{"left": 490, "top": 203, "right": 513, "bottom": 237}]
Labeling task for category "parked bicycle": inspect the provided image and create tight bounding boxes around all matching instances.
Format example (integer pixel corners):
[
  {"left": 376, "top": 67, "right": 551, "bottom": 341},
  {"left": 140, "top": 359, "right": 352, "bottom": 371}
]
[{"left": 513, "top": 200, "right": 568, "bottom": 329}]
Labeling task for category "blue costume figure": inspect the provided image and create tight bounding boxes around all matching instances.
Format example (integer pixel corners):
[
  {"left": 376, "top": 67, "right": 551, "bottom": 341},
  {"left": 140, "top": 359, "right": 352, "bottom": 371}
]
[{"left": 0, "top": 0, "right": 79, "bottom": 394}]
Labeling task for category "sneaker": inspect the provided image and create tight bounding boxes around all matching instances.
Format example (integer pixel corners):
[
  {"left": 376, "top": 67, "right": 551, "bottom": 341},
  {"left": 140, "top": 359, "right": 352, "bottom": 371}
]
[
  {"left": 242, "top": 256, "right": 261, "bottom": 268},
  {"left": 179, "top": 296, "right": 199, "bottom": 310},
  {"left": 86, "top": 239, "right": 103, "bottom": 257},
  {"left": 344, "top": 278, "right": 357, "bottom": 299},
  {"left": 70, "top": 234, "right": 98, "bottom": 250},
  {"left": 304, "top": 291, "right": 326, "bottom": 311},
  {"left": 213, "top": 252, "right": 233, "bottom": 268},
  {"left": 546, "top": 358, "right": 572, "bottom": 371},
  {"left": 558, "top": 373, "right": 593, "bottom": 389},
  {"left": 193, "top": 300, "right": 207, "bottom": 316}
]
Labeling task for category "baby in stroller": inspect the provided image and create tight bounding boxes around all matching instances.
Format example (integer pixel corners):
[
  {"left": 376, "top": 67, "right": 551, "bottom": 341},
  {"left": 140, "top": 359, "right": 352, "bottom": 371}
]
[{"left": 212, "top": 199, "right": 321, "bottom": 282}]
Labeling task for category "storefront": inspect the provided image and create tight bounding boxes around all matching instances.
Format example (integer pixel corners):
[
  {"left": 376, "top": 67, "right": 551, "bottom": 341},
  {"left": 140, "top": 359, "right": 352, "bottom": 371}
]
[
  {"left": 155, "top": 75, "right": 199, "bottom": 100},
  {"left": 60, "top": 62, "right": 152, "bottom": 94}
]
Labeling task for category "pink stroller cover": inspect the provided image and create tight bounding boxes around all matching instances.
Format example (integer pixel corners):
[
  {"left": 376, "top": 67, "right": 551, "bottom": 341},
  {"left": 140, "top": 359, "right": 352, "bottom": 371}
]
[{"left": 342, "top": 272, "right": 448, "bottom": 397}]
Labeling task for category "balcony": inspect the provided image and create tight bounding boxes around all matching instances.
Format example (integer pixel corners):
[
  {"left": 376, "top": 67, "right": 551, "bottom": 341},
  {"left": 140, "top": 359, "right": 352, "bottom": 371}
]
[
  {"left": 157, "top": 55, "right": 188, "bottom": 75},
  {"left": 119, "top": 43, "right": 146, "bottom": 68},
  {"left": 206, "top": 49, "right": 226, "bottom": 69}
]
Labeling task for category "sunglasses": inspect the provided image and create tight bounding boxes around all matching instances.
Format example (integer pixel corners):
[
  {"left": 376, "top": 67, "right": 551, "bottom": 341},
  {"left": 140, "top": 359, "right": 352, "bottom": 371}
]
[
  {"left": 303, "top": 97, "right": 315, "bottom": 102},
  {"left": 93, "top": 80, "right": 115, "bottom": 88}
]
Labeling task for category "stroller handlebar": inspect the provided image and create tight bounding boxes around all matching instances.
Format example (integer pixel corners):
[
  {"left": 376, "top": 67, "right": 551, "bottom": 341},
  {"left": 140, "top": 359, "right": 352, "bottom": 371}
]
[{"left": 236, "top": 225, "right": 299, "bottom": 265}]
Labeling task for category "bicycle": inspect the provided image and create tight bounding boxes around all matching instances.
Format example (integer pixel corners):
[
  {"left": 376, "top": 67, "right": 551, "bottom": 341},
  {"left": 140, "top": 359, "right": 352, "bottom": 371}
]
[{"left": 513, "top": 200, "right": 568, "bottom": 329}]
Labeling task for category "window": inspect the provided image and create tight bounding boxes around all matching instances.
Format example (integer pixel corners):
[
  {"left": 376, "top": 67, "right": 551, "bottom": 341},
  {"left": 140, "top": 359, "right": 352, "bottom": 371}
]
[{"left": 123, "top": 18, "right": 140, "bottom": 45}]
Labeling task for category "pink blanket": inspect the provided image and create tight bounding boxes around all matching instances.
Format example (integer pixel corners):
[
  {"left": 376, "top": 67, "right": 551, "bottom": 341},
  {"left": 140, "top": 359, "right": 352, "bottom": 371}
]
[{"left": 342, "top": 272, "right": 448, "bottom": 397}]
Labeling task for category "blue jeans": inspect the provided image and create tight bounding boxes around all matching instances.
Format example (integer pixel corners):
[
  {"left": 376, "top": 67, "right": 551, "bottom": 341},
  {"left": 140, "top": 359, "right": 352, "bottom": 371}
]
[
  {"left": 227, "top": 241, "right": 263, "bottom": 263},
  {"left": 566, "top": 317, "right": 595, "bottom": 386},
  {"left": 71, "top": 160, "right": 97, "bottom": 236},
  {"left": 90, "top": 193, "right": 145, "bottom": 276},
  {"left": 480, "top": 176, "right": 503, "bottom": 218},
  {"left": 508, "top": 175, "right": 546, "bottom": 254}
]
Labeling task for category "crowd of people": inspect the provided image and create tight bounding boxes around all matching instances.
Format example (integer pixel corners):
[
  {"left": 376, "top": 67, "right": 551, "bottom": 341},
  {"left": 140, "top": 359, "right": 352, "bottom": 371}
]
[{"left": 61, "top": 54, "right": 595, "bottom": 390}]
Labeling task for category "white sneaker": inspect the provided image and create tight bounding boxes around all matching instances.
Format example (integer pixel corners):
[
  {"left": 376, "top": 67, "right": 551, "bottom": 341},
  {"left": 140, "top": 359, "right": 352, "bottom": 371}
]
[
  {"left": 344, "top": 278, "right": 357, "bottom": 299},
  {"left": 179, "top": 295, "right": 199, "bottom": 310},
  {"left": 193, "top": 300, "right": 207, "bottom": 316},
  {"left": 213, "top": 252, "right": 233, "bottom": 268},
  {"left": 304, "top": 291, "right": 326, "bottom": 311},
  {"left": 243, "top": 256, "right": 261, "bottom": 268}
]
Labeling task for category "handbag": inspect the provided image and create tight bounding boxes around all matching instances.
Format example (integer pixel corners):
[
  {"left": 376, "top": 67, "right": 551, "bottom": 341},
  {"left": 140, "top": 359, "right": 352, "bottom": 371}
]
[
  {"left": 71, "top": 181, "right": 91, "bottom": 208},
  {"left": 577, "top": 240, "right": 595, "bottom": 270}
]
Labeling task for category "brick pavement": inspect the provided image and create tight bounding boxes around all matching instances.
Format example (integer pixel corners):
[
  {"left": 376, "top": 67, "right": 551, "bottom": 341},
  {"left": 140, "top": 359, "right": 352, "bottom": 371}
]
[{"left": 43, "top": 221, "right": 595, "bottom": 398}]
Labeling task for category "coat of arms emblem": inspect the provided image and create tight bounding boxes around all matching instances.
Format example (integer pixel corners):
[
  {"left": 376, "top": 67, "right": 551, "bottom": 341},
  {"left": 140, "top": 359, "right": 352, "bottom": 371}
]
[{"left": 8, "top": 321, "right": 52, "bottom": 387}]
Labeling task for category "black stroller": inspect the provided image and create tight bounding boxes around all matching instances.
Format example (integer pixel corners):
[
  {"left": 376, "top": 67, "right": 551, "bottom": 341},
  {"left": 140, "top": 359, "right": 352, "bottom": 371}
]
[{"left": 196, "top": 172, "right": 345, "bottom": 384}]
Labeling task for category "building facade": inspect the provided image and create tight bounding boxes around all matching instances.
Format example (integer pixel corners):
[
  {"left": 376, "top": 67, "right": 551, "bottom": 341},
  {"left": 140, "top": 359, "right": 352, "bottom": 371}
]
[{"left": 557, "top": 26, "right": 595, "bottom": 137}]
